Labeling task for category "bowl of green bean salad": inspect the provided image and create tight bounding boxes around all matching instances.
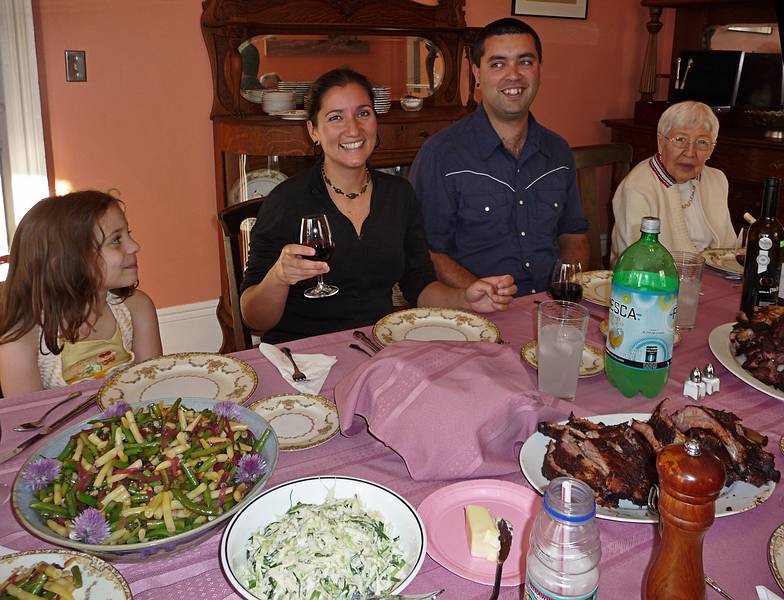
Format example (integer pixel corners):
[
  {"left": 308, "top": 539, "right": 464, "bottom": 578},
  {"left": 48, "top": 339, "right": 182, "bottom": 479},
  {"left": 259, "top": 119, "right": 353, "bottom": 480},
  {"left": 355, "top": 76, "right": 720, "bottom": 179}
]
[{"left": 11, "top": 397, "right": 279, "bottom": 561}]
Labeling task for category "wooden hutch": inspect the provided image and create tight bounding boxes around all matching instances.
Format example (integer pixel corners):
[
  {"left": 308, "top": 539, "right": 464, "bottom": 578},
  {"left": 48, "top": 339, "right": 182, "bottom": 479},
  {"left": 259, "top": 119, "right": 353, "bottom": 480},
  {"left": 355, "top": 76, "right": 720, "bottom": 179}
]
[
  {"left": 201, "top": 0, "right": 476, "bottom": 351},
  {"left": 604, "top": 0, "right": 783, "bottom": 229}
]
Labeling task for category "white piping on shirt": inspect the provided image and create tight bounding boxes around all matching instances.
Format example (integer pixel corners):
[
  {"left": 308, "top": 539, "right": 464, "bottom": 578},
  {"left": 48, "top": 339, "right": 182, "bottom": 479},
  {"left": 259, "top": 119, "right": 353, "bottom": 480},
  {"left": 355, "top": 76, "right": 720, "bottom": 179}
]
[
  {"left": 524, "top": 165, "right": 570, "bottom": 190},
  {"left": 444, "top": 170, "right": 516, "bottom": 192}
]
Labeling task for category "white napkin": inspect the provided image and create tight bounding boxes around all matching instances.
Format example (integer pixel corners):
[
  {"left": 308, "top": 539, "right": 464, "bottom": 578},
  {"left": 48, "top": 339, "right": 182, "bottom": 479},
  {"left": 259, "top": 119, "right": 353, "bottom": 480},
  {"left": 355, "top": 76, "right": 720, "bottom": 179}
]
[
  {"left": 758, "top": 586, "right": 784, "bottom": 600},
  {"left": 0, "top": 545, "right": 15, "bottom": 557},
  {"left": 259, "top": 343, "right": 337, "bottom": 395}
]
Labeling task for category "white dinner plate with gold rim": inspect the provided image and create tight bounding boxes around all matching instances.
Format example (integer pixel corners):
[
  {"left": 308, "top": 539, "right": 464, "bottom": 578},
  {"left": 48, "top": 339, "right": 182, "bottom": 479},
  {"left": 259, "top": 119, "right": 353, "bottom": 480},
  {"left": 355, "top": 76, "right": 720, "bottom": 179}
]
[
  {"left": 577, "top": 270, "right": 613, "bottom": 307},
  {"left": 96, "top": 352, "right": 258, "bottom": 409},
  {"left": 770, "top": 523, "right": 784, "bottom": 592},
  {"left": 0, "top": 549, "right": 132, "bottom": 599},
  {"left": 599, "top": 318, "right": 681, "bottom": 346},
  {"left": 519, "top": 412, "right": 776, "bottom": 523},
  {"left": 701, "top": 247, "right": 744, "bottom": 276},
  {"left": 270, "top": 109, "right": 307, "bottom": 120},
  {"left": 229, "top": 168, "right": 288, "bottom": 203},
  {"left": 520, "top": 339, "right": 604, "bottom": 377},
  {"left": 372, "top": 307, "right": 500, "bottom": 346},
  {"left": 249, "top": 393, "right": 339, "bottom": 451}
]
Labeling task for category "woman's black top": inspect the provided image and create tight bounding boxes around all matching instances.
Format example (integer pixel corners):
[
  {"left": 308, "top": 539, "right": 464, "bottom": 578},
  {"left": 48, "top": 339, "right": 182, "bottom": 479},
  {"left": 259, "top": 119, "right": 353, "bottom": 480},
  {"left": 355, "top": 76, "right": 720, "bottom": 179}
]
[{"left": 240, "top": 161, "right": 437, "bottom": 343}]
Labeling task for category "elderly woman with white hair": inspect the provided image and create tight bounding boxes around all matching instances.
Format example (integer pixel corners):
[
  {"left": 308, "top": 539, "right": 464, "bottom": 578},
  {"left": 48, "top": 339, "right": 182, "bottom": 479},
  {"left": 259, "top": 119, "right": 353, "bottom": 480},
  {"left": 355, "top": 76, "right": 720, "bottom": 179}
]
[{"left": 611, "top": 101, "right": 736, "bottom": 261}]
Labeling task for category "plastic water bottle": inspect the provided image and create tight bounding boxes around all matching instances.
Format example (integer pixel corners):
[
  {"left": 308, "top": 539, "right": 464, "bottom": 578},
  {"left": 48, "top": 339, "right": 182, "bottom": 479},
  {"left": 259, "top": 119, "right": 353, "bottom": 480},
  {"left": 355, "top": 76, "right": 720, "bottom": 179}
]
[
  {"left": 605, "top": 216, "right": 678, "bottom": 398},
  {"left": 525, "top": 477, "right": 601, "bottom": 600}
]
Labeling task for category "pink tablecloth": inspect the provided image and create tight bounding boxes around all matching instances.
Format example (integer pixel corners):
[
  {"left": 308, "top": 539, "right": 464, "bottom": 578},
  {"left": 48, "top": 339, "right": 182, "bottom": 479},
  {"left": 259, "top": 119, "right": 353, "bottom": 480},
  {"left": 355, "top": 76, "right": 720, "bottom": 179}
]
[{"left": 0, "top": 270, "right": 780, "bottom": 599}]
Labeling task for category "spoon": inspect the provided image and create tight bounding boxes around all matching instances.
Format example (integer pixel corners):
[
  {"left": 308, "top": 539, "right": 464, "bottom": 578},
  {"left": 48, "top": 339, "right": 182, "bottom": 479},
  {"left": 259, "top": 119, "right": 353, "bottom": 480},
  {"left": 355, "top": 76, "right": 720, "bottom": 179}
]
[
  {"left": 489, "top": 518, "right": 513, "bottom": 600},
  {"left": 349, "top": 343, "right": 374, "bottom": 358},
  {"left": 13, "top": 390, "right": 83, "bottom": 431}
]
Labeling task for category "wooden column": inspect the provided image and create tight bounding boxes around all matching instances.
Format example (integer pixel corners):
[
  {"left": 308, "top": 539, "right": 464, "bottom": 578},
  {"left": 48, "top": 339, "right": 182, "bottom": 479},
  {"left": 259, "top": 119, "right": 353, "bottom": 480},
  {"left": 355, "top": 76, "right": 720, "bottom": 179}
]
[{"left": 639, "top": 6, "right": 663, "bottom": 102}]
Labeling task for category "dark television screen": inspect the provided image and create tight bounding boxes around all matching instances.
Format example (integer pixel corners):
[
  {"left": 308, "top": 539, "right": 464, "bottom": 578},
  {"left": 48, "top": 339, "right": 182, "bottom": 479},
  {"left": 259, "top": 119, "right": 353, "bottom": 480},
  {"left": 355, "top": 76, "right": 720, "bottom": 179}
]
[
  {"left": 672, "top": 50, "right": 744, "bottom": 107},
  {"left": 736, "top": 52, "right": 784, "bottom": 109}
]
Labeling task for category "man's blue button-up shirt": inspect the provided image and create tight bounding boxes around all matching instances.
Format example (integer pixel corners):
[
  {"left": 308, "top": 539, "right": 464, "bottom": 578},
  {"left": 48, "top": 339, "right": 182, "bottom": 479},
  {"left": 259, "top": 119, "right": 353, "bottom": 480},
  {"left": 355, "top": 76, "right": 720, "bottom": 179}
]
[{"left": 410, "top": 106, "right": 589, "bottom": 295}]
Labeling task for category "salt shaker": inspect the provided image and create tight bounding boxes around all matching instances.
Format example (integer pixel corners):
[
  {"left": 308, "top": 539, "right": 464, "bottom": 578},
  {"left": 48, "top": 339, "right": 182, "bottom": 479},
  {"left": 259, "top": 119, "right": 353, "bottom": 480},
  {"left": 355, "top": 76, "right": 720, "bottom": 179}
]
[
  {"left": 644, "top": 439, "right": 725, "bottom": 600},
  {"left": 702, "top": 362, "right": 720, "bottom": 395},
  {"left": 683, "top": 367, "right": 706, "bottom": 401}
]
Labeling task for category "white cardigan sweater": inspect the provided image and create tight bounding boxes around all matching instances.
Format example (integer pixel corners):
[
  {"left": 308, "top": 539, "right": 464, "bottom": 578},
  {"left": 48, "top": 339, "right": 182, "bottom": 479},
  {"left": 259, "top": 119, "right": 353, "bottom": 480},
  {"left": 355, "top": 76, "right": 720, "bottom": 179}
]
[{"left": 610, "top": 154, "right": 736, "bottom": 262}]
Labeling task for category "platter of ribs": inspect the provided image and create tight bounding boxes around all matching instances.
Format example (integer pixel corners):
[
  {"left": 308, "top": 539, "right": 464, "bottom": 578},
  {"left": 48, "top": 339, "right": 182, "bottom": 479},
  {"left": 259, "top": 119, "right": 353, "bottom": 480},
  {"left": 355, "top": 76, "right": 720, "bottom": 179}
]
[
  {"left": 708, "top": 305, "right": 784, "bottom": 400},
  {"left": 521, "top": 399, "right": 779, "bottom": 523}
]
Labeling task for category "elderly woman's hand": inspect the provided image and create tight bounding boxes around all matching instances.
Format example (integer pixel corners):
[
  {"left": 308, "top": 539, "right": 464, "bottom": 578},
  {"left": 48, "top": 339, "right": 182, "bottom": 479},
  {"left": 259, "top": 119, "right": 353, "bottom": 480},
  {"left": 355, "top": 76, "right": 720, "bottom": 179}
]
[
  {"left": 271, "top": 243, "right": 329, "bottom": 286},
  {"left": 464, "top": 274, "right": 518, "bottom": 313}
]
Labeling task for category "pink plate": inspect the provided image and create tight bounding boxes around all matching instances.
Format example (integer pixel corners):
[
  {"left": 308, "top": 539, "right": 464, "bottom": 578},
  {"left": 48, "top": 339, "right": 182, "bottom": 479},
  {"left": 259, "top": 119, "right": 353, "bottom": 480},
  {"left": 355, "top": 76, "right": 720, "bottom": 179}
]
[{"left": 418, "top": 479, "right": 540, "bottom": 586}]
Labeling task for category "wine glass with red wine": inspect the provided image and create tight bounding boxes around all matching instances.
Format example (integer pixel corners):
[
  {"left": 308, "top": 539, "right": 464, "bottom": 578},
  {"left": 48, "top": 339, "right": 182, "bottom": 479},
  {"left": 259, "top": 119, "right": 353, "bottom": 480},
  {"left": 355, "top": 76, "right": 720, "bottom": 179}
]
[
  {"left": 300, "top": 214, "right": 339, "bottom": 298},
  {"left": 549, "top": 259, "right": 583, "bottom": 303}
]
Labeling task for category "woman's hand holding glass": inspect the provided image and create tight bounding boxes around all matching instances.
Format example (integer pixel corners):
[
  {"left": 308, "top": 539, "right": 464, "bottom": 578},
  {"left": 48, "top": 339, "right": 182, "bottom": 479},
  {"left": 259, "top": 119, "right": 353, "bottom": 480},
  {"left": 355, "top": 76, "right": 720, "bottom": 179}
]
[
  {"left": 463, "top": 274, "right": 518, "bottom": 312},
  {"left": 272, "top": 243, "right": 330, "bottom": 287}
]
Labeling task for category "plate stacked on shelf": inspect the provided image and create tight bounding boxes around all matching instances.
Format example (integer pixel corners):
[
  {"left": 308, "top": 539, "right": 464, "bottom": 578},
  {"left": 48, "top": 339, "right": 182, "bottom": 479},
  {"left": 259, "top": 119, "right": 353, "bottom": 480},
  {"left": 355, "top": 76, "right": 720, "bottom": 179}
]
[
  {"left": 278, "top": 81, "right": 312, "bottom": 107},
  {"left": 372, "top": 86, "right": 392, "bottom": 114},
  {"left": 261, "top": 91, "right": 295, "bottom": 115}
]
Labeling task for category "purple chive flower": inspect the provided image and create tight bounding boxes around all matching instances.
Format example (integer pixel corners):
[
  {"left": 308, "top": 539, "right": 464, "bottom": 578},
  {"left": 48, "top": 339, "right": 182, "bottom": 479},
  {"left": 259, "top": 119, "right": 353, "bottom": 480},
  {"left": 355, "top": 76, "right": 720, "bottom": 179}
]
[
  {"left": 234, "top": 453, "right": 267, "bottom": 484},
  {"left": 101, "top": 401, "right": 130, "bottom": 419},
  {"left": 71, "top": 508, "right": 111, "bottom": 545},
  {"left": 22, "top": 457, "right": 61, "bottom": 492},
  {"left": 213, "top": 401, "right": 240, "bottom": 421}
]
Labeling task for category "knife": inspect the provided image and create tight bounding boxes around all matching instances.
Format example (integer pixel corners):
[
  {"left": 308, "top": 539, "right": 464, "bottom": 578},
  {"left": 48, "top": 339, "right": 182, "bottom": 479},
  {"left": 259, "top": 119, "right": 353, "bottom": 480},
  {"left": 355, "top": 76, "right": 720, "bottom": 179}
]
[
  {"left": 0, "top": 393, "right": 97, "bottom": 465},
  {"left": 353, "top": 330, "right": 382, "bottom": 353}
]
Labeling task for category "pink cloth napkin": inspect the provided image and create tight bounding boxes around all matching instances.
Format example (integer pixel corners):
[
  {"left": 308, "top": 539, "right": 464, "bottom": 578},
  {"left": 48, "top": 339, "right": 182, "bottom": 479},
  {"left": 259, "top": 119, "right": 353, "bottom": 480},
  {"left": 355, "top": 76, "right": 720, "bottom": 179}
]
[{"left": 334, "top": 340, "right": 573, "bottom": 481}]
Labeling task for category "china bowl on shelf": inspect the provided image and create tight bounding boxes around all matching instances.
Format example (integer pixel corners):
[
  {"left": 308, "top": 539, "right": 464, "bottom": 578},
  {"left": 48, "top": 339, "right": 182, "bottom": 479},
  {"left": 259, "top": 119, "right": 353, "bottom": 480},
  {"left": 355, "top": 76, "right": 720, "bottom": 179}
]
[
  {"left": 400, "top": 95, "right": 423, "bottom": 112},
  {"left": 12, "top": 397, "right": 279, "bottom": 562}
]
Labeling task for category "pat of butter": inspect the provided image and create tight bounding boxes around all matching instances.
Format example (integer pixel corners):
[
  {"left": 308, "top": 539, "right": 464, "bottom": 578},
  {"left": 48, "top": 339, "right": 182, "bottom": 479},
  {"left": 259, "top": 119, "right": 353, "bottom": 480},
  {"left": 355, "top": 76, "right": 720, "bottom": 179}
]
[{"left": 465, "top": 504, "right": 500, "bottom": 562}]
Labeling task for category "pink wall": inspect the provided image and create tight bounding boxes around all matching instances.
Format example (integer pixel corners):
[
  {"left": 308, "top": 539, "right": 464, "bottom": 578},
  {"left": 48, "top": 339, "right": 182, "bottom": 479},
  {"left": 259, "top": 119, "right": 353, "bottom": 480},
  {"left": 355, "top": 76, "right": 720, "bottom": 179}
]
[{"left": 34, "top": 0, "right": 674, "bottom": 309}]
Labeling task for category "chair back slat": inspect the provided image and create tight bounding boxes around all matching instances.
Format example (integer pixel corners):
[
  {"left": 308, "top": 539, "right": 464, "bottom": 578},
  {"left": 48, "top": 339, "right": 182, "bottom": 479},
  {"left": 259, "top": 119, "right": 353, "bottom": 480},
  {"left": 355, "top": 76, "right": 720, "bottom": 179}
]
[
  {"left": 571, "top": 143, "right": 633, "bottom": 269},
  {"left": 217, "top": 198, "right": 265, "bottom": 351}
]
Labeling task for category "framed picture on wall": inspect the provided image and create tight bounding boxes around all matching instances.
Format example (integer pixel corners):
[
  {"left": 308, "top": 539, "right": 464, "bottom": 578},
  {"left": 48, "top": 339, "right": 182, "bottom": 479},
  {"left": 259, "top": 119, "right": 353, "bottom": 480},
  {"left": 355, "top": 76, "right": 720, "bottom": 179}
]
[{"left": 512, "top": 0, "right": 588, "bottom": 19}]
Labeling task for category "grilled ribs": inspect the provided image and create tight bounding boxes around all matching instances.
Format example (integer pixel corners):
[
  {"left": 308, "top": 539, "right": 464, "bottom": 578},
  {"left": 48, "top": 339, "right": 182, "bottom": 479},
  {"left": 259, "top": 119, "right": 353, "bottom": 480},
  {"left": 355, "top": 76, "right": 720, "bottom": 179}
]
[
  {"left": 730, "top": 306, "right": 784, "bottom": 390},
  {"left": 537, "top": 399, "right": 780, "bottom": 507}
]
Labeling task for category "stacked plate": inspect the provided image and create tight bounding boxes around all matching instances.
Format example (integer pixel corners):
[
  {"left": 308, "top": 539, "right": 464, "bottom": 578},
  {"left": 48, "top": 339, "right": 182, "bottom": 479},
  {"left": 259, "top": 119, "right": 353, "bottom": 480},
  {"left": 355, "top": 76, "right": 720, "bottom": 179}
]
[
  {"left": 372, "top": 86, "right": 392, "bottom": 114},
  {"left": 261, "top": 91, "right": 295, "bottom": 115},
  {"left": 278, "top": 81, "right": 312, "bottom": 107}
]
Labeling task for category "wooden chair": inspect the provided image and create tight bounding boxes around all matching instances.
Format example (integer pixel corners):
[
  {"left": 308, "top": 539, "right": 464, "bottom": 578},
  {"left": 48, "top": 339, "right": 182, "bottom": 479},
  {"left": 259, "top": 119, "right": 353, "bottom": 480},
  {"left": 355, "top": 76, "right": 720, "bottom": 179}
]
[
  {"left": 572, "top": 143, "right": 633, "bottom": 269},
  {"left": 217, "top": 198, "right": 264, "bottom": 351}
]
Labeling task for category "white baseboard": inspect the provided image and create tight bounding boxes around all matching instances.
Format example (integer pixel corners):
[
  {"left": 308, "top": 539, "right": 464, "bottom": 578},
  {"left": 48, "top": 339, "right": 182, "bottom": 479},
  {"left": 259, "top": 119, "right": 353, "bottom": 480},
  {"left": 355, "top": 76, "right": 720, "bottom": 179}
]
[{"left": 157, "top": 299, "right": 223, "bottom": 354}]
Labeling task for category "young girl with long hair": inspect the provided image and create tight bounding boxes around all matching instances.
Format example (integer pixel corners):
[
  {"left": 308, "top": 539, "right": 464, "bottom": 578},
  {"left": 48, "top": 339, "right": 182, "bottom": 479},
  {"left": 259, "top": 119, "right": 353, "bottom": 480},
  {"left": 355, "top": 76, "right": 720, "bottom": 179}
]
[{"left": 0, "top": 190, "right": 162, "bottom": 396}]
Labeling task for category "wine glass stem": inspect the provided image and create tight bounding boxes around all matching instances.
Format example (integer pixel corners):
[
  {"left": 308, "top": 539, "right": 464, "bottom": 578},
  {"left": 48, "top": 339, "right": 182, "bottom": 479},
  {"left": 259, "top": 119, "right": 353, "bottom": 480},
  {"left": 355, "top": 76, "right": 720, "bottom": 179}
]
[{"left": 316, "top": 274, "right": 326, "bottom": 290}]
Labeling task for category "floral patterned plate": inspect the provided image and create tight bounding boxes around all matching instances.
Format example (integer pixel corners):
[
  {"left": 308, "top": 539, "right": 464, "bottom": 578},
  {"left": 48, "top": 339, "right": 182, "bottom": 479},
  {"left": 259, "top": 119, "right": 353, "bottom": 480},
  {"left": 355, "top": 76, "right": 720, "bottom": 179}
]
[
  {"left": 577, "top": 270, "right": 613, "bottom": 307},
  {"left": 96, "top": 352, "right": 257, "bottom": 409},
  {"left": 769, "top": 522, "right": 784, "bottom": 592},
  {"left": 0, "top": 549, "right": 132, "bottom": 598},
  {"left": 701, "top": 247, "right": 744, "bottom": 276},
  {"left": 249, "top": 394, "right": 339, "bottom": 451},
  {"left": 520, "top": 340, "right": 604, "bottom": 377},
  {"left": 372, "top": 308, "right": 500, "bottom": 346}
]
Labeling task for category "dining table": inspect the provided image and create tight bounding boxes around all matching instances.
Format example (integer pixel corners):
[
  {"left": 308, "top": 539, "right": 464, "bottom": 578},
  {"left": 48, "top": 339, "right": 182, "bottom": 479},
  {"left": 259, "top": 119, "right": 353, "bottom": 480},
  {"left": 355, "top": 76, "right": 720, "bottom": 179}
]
[{"left": 0, "top": 269, "right": 781, "bottom": 599}]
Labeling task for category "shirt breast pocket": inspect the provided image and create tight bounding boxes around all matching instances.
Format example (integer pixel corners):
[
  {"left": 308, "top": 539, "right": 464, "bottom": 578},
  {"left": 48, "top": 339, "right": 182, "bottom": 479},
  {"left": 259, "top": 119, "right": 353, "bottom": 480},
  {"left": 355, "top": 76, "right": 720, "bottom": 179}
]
[
  {"left": 532, "top": 186, "right": 567, "bottom": 238},
  {"left": 459, "top": 193, "right": 512, "bottom": 241}
]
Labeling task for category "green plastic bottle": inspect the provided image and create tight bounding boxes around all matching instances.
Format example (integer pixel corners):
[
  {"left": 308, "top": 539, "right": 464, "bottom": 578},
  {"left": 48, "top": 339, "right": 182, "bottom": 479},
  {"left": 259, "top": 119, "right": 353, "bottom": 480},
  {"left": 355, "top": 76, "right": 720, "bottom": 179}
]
[{"left": 605, "top": 217, "right": 679, "bottom": 398}]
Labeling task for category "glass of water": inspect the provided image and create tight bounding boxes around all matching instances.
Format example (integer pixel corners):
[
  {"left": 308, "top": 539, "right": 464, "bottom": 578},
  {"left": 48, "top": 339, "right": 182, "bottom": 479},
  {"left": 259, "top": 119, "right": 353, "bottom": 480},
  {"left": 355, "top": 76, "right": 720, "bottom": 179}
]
[
  {"left": 670, "top": 250, "right": 705, "bottom": 331},
  {"left": 537, "top": 300, "right": 589, "bottom": 400}
]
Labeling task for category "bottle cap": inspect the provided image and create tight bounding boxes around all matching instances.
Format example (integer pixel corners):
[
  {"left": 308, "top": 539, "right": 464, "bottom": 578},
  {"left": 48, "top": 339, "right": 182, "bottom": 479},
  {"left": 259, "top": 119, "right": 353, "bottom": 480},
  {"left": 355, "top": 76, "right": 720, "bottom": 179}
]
[{"left": 640, "top": 216, "right": 661, "bottom": 234}]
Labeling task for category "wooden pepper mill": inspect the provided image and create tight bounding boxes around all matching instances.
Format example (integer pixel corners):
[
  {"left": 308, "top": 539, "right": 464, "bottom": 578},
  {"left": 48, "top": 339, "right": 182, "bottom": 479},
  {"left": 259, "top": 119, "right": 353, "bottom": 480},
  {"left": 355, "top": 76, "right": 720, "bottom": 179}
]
[{"left": 644, "top": 438, "right": 725, "bottom": 600}]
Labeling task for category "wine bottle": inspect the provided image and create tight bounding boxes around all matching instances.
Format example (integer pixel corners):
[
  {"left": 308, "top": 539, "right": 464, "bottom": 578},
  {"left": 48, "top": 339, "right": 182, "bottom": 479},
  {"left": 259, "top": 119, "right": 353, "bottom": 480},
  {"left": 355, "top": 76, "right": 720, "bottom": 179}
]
[{"left": 741, "top": 177, "right": 783, "bottom": 317}]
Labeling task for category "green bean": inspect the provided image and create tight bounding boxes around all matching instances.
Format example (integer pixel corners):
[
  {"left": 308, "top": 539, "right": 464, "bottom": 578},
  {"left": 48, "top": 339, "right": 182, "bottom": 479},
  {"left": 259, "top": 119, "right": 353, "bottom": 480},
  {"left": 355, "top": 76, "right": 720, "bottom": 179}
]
[
  {"left": 253, "top": 428, "right": 271, "bottom": 453},
  {"left": 168, "top": 398, "right": 182, "bottom": 420},
  {"left": 172, "top": 488, "right": 221, "bottom": 516},
  {"left": 30, "top": 501, "right": 70, "bottom": 517},
  {"left": 81, "top": 445, "right": 95, "bottom": 465},
  {"left": 57, "top": 438, "right": 76, "bottom": 461},
  {"left": 71, "top": 565, "right": 82, "bottom": 587},
  {"left": 124, "top": 441, "right": 157, "bottom": 450},
  {"left": 76, "top": 491, "right": 98, "bottom": 507},
  {"left": 189, "top": 443, "right": 228, "bottom": 459},
  {"left": 78, "top": 432, "right": 98, "bottom": 456},
  {"left": 65, "top": 489, "right": 77, "bottom": 518},
  {"left": 194, "top": 456, "right": 217, "bottom": 473},
  {"left": 160, "top": 469, "right": 170, "bottom": 487},
  {"left": 180, "top": 462, "right": 198, "bottom": 489},
  {"left": 61, "top": 459, "right": 78, "bottom": 472}
]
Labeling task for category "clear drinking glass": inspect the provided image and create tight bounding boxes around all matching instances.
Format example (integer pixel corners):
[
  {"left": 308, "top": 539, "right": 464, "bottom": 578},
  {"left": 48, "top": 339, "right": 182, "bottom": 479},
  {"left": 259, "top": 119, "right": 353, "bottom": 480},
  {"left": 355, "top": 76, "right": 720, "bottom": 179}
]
[
  {"left": 537, "top": 300, "right": 589, "bottom": 400},
  {"left": 549, "top": 259, "right": 583, "bottom": 303},
  {"left": 670, "top": 250, "right": 704, "bottom": 331},
  {"left": 300, "top": 214, "right": 338, "bottom": 299}
]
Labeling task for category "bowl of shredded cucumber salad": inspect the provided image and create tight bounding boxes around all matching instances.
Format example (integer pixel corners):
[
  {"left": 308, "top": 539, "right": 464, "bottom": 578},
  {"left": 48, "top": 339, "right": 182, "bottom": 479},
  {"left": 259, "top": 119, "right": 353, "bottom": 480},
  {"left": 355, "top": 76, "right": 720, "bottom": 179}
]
[
  {"left": 12, "top": 397, "right": 279, "bottom": 561},
  {"left": 221, "top": 475, "right": 427, "bottom": 599}
]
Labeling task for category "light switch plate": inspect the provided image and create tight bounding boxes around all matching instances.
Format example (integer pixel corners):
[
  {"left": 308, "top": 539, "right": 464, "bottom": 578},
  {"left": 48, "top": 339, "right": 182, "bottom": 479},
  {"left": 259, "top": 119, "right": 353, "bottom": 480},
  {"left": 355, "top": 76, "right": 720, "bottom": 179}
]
[{"left": 65, "top": 50, "right": 86, "bottom": 82}]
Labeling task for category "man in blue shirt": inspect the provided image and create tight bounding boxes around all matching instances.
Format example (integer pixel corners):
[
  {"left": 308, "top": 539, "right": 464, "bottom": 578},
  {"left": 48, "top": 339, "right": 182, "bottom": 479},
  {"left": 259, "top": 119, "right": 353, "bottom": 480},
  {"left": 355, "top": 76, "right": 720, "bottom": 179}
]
[{"left": 410, "top": 18, "right": 590, "bottom": 296}]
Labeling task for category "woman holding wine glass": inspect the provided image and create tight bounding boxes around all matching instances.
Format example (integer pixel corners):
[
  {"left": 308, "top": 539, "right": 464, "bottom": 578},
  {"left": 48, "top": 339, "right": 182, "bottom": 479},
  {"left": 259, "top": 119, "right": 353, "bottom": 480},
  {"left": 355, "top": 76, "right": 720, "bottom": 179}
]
[{"left": 239, "top": 68, "right": 517, "bottom": 343}]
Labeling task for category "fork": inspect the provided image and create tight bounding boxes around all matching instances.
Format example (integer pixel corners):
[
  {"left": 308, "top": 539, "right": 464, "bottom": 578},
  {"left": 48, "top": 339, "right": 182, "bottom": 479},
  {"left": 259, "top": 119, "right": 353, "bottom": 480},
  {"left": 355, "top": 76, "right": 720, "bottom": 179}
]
[
  {"left": 281, "top": 347, "right": 307, "bottom": 381},
  {"left": 13, "top": 390, "right": 83, "bottom": 431}
]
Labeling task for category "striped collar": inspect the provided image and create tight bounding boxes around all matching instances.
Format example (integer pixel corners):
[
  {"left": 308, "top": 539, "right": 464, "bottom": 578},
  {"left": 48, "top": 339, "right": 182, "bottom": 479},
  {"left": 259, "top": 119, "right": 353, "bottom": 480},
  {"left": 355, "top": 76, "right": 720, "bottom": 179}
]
[{"left": 648, "top": 153, "right": 701, "bottom": 188}]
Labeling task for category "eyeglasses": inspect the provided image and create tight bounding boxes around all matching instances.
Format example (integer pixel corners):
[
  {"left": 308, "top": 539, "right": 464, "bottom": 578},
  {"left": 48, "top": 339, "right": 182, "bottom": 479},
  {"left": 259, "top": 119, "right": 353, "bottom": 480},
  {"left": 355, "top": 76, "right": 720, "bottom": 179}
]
[{"left": 658, "top": 133, "right": 715, "bottom": 152}]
